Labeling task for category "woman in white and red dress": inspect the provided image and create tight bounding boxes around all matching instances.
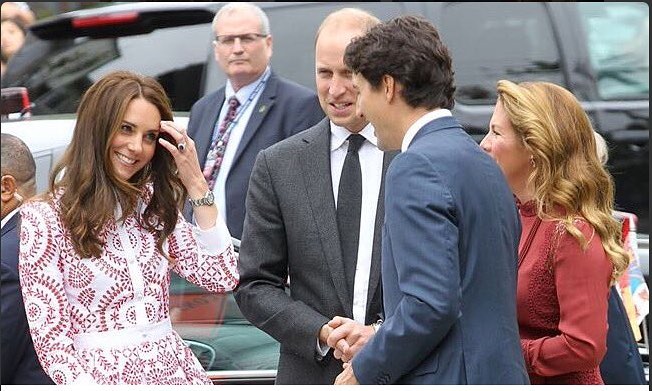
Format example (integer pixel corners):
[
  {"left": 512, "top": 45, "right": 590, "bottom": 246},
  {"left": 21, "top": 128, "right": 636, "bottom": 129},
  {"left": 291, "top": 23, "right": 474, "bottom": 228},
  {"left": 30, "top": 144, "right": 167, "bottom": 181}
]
[{"left": 18, "top": 71, "right": 238, "bottom": 384}]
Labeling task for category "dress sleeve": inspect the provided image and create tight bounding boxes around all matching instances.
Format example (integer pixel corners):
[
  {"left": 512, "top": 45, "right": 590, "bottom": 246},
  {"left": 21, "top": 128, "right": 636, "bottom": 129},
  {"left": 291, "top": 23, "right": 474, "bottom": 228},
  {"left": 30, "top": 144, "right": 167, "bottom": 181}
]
[
  {"left": 521, "top": 221, "right": 612, "bottom": 377},
  {"left": 18, "top": 201, "right": 96, "bottom": 384},
  {"left": 168, "top": 207, "right": 239, "bottom": 293}
]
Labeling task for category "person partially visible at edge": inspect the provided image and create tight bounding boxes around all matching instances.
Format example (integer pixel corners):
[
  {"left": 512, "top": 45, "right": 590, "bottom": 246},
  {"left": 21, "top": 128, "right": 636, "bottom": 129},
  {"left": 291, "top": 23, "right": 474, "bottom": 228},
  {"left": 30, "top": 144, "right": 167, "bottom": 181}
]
[
  {"left": 185, "top": 2, "right": 324, "bottom": 240},
  {"left": 336, "top": 15, "right": 528, "bottom": 384},
  {"left": 1, "top": 133, "right": 53, "bottom": 384},
  {"left": 593, "top": 131, "right": 646, "bottom": 385},
  {"left": 18, "top": 70, "right": 238, "bottom": 384},
  {"left": 234, "top": 8, "right": 395, "bottom": 384},
  {"left": 480, "top": 80, "right": 629, "bottom": 384}
]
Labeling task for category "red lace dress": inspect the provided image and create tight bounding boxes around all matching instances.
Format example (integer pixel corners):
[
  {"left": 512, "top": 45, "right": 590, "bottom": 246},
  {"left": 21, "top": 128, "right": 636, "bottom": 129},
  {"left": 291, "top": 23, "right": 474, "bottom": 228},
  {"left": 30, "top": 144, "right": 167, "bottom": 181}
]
[
  {"left": 18, "top": 192, "right": 238, "bottom": 384},
  {"left": 517, "top": 200, "right": 613, "bottom": 384}
]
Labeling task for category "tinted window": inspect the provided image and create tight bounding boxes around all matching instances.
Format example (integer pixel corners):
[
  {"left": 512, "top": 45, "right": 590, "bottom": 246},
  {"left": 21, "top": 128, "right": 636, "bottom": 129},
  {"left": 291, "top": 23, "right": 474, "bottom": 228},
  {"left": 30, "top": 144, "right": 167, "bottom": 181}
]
[
  {"left": 439, "top": 2, "right": 563, "bottom": 105},
  {"left": 7, "top": 23, "right": 213, "bottom": 115},
  {"left": 577, "top": 2, "right": 649, "bottom": 100},
  {"left": 169, "top": 274, "right": 280, "bottom": 373}
]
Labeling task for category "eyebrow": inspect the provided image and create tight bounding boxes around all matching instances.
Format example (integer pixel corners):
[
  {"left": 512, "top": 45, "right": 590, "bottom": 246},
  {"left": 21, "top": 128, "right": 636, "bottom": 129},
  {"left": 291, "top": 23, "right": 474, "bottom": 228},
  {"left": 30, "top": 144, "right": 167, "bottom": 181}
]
[{"left": 122, "top": 120, "right": 160, "bottom": 133}]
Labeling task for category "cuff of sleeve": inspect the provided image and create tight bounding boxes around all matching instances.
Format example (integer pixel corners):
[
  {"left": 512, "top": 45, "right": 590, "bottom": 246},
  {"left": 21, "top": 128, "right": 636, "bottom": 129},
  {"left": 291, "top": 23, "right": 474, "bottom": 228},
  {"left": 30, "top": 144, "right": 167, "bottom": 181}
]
[
  {"left": 316, "top": 337, "right": 331, "bottom": 357},
  {"left": 192, "top": 210, "right": 233, "bottom": 254}
]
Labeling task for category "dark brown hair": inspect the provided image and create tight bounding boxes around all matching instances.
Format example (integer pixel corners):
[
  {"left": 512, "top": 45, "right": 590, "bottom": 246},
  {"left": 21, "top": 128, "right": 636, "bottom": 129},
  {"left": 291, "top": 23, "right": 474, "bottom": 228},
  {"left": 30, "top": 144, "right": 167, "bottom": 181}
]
[
  {"left": 47, "top": 70, "right": 186, "bottom": 259},
  {"left": 344, "top": 15, "right": 456, "bottom": 110}
]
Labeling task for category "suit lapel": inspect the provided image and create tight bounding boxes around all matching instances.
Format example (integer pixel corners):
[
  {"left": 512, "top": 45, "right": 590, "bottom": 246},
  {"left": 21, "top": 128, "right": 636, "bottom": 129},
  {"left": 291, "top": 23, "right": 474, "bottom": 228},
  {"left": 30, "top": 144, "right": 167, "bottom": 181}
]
[
  {"left": 1, "top": 211, "right": 19, "bottom": 237},
  {"left": 196, "top": 90, "right": 226, "bottom": 168},
  {"left": 366, "top": 150, "right": 397, "bottom": 321},
  {"left": 298, "top": 120, "right": 352, "bottom": 317},
  {"left": 231, "top": 74, "right": 278, "bottom": 169}
]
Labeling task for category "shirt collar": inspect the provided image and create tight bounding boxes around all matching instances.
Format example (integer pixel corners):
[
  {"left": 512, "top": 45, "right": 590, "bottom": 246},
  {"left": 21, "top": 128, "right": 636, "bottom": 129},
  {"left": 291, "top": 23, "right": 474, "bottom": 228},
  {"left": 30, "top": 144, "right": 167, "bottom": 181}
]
[
  {"left": 1, "top": 207, "right": 20, "bottom": 230},
  {"left": 401, "top": 108, "right": 452, "bottom": 152},
  {"left": 330, "top": 121, "right": 378, "bottom": 152},
  {"left": 225, "top": 66, "right": 270, "bottom": 103}
]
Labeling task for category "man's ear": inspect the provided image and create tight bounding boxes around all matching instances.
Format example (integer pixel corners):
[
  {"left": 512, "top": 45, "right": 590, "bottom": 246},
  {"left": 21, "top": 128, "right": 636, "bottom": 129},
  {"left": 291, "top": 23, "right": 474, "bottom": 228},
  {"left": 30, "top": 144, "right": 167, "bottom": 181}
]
[
  {"left": 1, "top": 175, "right": 18, "bottom": 203},
  {"left": 382, "top": 74, "right": 396, "bottom": 102}
]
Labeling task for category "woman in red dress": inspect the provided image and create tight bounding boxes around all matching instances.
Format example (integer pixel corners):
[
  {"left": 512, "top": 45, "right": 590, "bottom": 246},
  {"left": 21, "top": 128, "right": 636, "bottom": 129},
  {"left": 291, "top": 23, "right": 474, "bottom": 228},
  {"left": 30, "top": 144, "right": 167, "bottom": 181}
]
[{"left": 480, "top": 80, "right": 629, "bottom": 384}]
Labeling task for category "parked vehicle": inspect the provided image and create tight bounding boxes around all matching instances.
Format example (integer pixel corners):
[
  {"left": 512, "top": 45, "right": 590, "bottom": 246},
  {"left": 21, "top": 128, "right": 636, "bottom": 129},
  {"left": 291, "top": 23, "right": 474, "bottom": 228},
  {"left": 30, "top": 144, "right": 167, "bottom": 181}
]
[{"left": 1, "top": 2, "right": 648, "bottom": 384}]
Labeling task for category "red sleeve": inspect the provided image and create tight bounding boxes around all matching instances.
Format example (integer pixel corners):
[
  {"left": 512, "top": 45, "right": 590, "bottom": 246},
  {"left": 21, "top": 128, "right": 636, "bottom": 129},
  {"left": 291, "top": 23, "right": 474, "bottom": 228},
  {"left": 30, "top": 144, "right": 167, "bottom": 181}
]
[{"left": 521, "top": 221, "right": 613, "bottom": 377}]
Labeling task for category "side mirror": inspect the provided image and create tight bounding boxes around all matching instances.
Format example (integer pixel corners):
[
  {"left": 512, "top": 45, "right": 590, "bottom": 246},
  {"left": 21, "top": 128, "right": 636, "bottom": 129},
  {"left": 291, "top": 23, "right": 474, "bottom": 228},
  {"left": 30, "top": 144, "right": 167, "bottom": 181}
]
[{"left": 1, "top": 87, "right": 32, "bottom": 119}]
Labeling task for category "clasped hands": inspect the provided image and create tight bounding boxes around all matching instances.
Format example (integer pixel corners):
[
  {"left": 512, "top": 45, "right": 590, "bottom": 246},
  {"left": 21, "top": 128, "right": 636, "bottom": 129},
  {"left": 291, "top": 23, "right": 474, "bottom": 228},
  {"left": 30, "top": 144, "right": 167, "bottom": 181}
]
[
  {"left": 321, "top": 316, "right": 375, "bottom": 363},
  {"left": 320, "top": 316, "right": 376, "bottom": 385}
]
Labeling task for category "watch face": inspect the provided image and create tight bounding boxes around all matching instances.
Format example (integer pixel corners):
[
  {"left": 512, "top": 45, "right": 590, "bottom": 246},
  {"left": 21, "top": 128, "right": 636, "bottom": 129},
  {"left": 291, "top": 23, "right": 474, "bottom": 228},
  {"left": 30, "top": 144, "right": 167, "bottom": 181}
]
[{"left": 206, "top": 190, "right": 215, "bottom": 205}]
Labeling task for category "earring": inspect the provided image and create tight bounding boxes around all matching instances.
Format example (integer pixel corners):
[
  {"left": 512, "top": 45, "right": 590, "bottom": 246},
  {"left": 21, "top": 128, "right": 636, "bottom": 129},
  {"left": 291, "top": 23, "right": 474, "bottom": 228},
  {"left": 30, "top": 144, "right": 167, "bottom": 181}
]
[{"left": 529, "top": 156, "right": 536, "bottom": 168}]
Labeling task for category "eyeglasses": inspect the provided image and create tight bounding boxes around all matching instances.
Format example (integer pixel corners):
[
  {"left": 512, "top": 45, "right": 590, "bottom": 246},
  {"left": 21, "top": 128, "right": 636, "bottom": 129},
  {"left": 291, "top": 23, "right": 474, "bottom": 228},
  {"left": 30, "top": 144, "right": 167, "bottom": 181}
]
[{"left": 214, "top": 33, "right": 268, "bottom": 46}]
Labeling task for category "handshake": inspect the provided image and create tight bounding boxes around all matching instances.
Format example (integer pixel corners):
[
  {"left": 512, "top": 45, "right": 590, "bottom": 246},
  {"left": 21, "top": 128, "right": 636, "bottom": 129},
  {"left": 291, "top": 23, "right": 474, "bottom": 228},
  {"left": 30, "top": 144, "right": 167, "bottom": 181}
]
[{"left": 319, "top": 316, "right": 379, "bottom": 363}]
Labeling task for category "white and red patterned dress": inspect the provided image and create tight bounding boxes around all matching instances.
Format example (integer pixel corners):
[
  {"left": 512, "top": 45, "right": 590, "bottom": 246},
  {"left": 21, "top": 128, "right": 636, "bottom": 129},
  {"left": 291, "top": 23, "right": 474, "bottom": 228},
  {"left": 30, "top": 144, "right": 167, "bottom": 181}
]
[{"left": 18, "top": 192, "right": 238, "bottom": 384}]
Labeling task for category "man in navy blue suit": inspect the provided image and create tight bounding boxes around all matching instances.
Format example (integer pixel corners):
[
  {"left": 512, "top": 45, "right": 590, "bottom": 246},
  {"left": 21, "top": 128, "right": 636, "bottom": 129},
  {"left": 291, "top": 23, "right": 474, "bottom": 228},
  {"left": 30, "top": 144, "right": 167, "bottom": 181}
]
[
  {"left": 186, "top": 2, "right": 324, "bottom": 239},
  {"left": 1, "top": 133, "right": 52, "bottom": 384},
  {"left": 335, "top": 16, "right": 529, "bottom": 384}
]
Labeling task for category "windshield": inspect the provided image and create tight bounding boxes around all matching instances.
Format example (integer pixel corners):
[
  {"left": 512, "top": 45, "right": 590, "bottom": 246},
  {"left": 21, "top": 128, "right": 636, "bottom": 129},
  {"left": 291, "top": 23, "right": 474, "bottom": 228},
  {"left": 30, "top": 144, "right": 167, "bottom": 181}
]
[{"left": 578, "top": 2, "right": 649, "bottom": 100}]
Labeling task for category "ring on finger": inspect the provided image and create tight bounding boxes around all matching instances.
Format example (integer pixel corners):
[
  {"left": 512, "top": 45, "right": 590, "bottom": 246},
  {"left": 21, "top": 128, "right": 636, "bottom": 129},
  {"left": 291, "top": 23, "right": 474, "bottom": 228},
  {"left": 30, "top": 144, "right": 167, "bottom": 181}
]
[{"left": 177, "top": 142, "right": 186, "bottom": 152}]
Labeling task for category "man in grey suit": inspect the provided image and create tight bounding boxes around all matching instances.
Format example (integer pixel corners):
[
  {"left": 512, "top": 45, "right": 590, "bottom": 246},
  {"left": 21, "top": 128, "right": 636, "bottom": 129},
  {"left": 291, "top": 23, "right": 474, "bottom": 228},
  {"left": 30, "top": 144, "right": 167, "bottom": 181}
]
[
  {"left": 235, "top": 9, "right": 395, "bottom": 384},
  {"left": 186, "top": 2, "right": 324, "bottom": 239}
]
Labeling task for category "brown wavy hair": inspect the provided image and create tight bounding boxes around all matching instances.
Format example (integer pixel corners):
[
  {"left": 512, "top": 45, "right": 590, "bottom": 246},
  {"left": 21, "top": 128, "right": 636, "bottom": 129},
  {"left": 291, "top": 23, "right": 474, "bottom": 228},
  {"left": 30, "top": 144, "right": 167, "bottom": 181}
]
[
  {"left": 496, "top": 80, "right": 629, "bottom": 281},
  {"left": 47, "top": 71, "right": 186, "bottom": 259}
]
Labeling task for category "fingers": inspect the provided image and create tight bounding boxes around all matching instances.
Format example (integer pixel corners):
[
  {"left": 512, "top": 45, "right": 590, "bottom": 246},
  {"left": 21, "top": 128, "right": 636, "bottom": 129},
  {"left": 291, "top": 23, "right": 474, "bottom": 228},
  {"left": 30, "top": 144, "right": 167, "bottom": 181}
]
[{"left": 159, "top": 121, "right": 194, "bottom": 153}]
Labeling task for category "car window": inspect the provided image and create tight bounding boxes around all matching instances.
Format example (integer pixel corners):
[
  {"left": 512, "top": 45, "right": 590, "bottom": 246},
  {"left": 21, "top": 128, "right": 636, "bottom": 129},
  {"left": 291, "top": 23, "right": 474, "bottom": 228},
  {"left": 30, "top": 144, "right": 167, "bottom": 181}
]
[
  {"left": 8, "top": 23, "right": 213, "bottom": 115},
  {"left": 439, "top": 2, "right": 563, "bottom": 105},
  {"left": 577, "top": 2, "right": 649, "bottom": 100},
  {"left": 169, "top": 273, "right": 279, "bottom": 374}
]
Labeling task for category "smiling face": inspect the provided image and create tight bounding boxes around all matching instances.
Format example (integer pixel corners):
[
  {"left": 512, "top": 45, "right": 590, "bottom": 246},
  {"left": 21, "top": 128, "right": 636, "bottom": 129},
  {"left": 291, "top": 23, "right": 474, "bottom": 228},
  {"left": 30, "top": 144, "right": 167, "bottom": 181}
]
[
  {"left": 109, "top": 98, "right": 161, "bottom": 181},
  {"left": 480, "top": 99, "right": 532, "bottom": 192},
  {"left": 315, "top": 26, "right": 368, "bottom": 133},
  {"left": 213, "top": 8, "right": 272, "bottom": 91}
]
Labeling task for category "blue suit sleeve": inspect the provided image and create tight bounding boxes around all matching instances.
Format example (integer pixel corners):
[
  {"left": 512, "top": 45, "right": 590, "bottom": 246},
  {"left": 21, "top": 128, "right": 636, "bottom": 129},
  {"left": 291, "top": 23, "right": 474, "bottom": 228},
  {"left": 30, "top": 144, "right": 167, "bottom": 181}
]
[{"left": 353, "top": 152, "right": 461, "bottom": 383}]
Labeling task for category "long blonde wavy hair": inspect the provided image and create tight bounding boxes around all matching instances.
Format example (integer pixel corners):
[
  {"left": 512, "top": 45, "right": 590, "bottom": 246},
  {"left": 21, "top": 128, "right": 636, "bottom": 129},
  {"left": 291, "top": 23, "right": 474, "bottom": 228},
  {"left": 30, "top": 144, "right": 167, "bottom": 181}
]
[{"left": 496, "top": 80, "right": 629, "bottom": 281}]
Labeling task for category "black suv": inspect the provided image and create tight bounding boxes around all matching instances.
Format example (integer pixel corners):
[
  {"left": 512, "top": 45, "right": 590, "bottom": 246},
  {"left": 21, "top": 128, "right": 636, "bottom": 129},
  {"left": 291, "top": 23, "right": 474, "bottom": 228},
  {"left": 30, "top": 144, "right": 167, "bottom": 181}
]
[
  {"left": 1, "top": 2, "right": 649, "bottom": 383},
  {"left": 3, "top": 2, "right": 648, "bottom": 233}
]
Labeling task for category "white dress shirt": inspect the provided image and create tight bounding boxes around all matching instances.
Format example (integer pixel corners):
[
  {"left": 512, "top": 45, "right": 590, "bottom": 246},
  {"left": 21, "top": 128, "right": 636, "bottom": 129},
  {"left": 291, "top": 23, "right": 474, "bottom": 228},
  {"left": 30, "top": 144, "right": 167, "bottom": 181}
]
[
  {"left": 316, "top": 121, "right": 385, "bottom": 355},
  {"left": 211, "top": 67, "right": 270, "bottom": 225},
  {"left": 330, "top": 122, "right": 384, "bottom": 325},
  {"left": 401, "top": 108, "right": 452, "bottom": 152}
]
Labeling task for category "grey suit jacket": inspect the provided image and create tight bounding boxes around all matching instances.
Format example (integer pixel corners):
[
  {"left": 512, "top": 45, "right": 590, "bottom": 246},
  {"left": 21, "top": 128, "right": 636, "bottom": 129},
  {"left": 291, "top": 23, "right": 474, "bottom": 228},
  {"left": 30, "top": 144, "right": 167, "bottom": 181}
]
[{"left": 234, "top": 118, "right": 395, "bottom": 384}]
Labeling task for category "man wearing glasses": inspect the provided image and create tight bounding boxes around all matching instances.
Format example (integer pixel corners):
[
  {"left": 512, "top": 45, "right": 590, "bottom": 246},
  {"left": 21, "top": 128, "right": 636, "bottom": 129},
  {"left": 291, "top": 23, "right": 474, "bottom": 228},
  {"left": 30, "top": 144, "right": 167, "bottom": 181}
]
[{"left": 186, "top": 2, "right": 324, "bottom": 240}]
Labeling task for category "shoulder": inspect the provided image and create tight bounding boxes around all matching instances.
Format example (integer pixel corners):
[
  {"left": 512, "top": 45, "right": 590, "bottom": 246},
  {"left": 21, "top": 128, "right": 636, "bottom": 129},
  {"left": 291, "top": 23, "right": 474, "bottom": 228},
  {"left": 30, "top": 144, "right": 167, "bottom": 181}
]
[
  {"left": 191, "top": 87, "right": 224, "bottom": 111},
  {"left": 20, "top": 195, "right": 61, "bottom": 227},
  {"left": 271, "top": 73, "right": 317, "bottom": 99},
  {"left": 264, "top": 117, "right": 328, "bottom": 154}
]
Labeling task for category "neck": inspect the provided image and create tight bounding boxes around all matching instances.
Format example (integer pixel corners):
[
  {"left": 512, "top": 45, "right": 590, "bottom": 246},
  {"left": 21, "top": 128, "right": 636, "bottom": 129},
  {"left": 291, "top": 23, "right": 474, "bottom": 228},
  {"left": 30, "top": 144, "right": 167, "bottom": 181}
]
[
  {"left": 231, "top": 70, "right": 266, "bottom": 92},
  {"left": 512, "top": 182, "right": 535, "bottom": 204}
]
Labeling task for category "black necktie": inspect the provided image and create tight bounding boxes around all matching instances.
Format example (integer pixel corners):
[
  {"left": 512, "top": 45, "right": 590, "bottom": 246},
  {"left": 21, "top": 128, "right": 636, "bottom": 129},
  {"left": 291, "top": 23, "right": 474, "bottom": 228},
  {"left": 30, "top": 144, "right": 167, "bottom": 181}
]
[{"left": 337, "top": 134, "right": 365, "bottom": 295}]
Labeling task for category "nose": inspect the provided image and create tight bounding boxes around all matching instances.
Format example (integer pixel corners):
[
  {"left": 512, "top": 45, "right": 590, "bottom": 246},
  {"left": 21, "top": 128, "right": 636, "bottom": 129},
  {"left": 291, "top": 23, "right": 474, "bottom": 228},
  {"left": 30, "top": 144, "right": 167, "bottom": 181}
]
[
  {"left": 328, "top": 74, "right": 348, "bottom": 98},
  {"left": 479, "top": 133, "right": 491, "bottom": 152},
  {"left": 232, "top": 38, "right": 245, "bottom": 53},
  {"left": 127, "top": 135, "right": 143, "bottom": 154}
]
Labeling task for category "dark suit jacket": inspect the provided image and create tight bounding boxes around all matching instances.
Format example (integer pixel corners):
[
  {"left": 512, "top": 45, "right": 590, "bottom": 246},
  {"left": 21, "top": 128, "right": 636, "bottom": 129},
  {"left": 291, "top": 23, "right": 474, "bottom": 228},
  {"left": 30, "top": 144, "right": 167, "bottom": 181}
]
[
  {"left": 235, "top": 118, "right": 395, "bottom": 384},
  {"left": 352, "top": 117, "right": 529, "bottom": 385},
  {"left": 1, "top": 212, "right": 53, "bottom": 384},
  {"left": 600, "top": 286, "right": 646, "bottom": 384},
  {"left": 186, "top": 71, "right": 324, "bottom": 239}
]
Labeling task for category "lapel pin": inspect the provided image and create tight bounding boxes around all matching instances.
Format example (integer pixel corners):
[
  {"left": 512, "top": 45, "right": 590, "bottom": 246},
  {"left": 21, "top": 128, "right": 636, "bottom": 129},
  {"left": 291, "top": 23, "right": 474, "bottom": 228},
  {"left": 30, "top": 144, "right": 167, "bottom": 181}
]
[{"left": 258, "top": 105, "right": 266, "bottom": 113}]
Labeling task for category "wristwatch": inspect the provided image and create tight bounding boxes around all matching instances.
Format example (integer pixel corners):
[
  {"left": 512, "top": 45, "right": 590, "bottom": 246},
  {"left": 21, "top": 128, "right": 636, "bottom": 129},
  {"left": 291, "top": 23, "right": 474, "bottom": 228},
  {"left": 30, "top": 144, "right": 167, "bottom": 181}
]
[{"left": 189, "top": 190, "right": 215, "bottom": 207}]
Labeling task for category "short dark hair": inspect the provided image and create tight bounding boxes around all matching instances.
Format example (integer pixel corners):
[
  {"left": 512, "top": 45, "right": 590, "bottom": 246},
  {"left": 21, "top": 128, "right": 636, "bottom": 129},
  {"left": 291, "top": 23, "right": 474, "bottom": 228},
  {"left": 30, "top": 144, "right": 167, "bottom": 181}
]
[
  {"left": 1, "top": 132, "right": 36, "bottom": 195},
  {"left": 344, "top": 15, "right": 456, "bottom": 110}
]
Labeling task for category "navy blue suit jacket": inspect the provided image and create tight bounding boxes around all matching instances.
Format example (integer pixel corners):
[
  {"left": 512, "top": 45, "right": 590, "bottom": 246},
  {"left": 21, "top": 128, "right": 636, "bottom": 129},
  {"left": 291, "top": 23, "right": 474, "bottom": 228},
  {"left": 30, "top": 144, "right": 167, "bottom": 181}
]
[
  {"left": 599, "top": 286, "right": 646, "bottom": 384},
  {"left": 186, "top": 71, "right": 324, "bottom": 239},
  {"left": 352, "top": 117, "right": 529, "bottom": 384},
  {"left": 1, "top": 212, "right": 53, "bottom": 384}
]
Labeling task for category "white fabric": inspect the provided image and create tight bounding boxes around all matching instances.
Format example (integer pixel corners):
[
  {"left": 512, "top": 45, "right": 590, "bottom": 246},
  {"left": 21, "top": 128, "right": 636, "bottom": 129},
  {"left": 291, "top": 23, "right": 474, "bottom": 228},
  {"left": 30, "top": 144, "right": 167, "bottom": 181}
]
[{"left": 401, "top": 109, "right": 452, "bottom": 152}]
